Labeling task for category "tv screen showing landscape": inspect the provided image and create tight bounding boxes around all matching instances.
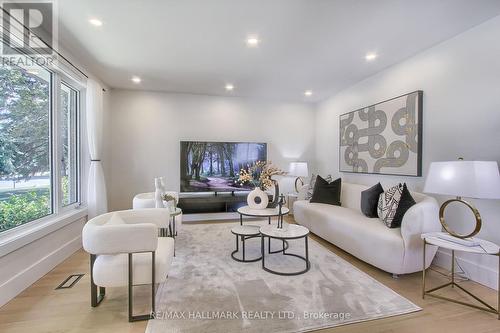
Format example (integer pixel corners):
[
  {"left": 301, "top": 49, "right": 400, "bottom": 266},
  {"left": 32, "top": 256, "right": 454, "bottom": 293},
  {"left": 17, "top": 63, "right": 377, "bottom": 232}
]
[{"left": 180, "top": 141, "right": 267, "bottom": 192}]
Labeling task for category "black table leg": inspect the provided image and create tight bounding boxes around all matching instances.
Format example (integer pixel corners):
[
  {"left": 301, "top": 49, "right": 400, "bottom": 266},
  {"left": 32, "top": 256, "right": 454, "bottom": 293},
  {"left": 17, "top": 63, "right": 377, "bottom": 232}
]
[
  {"left": 242, "top": 235, "right": 245, "bottom": 261},
  {"left": 305, "top": 236, "right": 309, "bottom": 270},
  {"left": 261, "top": 235, "right": 265, "bottom": 268}
]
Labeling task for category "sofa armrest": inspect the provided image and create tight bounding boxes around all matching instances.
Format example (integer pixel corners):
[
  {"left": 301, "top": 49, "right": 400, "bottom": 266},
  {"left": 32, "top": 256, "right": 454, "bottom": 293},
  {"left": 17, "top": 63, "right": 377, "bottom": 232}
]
[
  {"left": 401, "top": 197, "right": 441, "bottom": 244},
  {"left": 117, "top": 208, "right": 171, "bottom": 228},
  {"left": 400, "top": 196, "right": 441, "bottom": 271}
]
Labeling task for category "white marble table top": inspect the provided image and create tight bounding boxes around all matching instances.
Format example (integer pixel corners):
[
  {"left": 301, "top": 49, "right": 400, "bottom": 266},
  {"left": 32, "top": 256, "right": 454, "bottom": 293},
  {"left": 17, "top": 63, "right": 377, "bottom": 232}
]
[
  {"left": 237, "top": 206, "right": 289, "bottom": 217},
  {"left": 422, "top": 232, "right": 500, "bottom": 255},
  {"left": 260, "top": 224, "right": 309, "bottom": 239},
  {"left": 231, "top": 225, "right": 261, "bottom": 236}
]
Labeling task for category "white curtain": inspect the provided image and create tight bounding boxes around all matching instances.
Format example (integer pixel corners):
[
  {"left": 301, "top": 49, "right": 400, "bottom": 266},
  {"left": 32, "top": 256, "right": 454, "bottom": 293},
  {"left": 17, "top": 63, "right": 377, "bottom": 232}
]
[{"left": 86, "top": 80, "right": 108, "bottom": 219}]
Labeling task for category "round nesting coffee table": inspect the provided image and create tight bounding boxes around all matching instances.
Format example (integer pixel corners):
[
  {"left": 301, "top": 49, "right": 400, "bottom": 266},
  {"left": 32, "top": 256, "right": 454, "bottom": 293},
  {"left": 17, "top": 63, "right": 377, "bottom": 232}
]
[
  {"left": 237, "top": 205, "right": 290, "bottom": 254},
  {"left": 260, "top": 224, "right": 310, "bottom": 276},
  {"left": 231, "top": 225, "right": 262, "bottom": 263},
  {"left": 237, "top": 206, "right": 290, "bottom": 226}
]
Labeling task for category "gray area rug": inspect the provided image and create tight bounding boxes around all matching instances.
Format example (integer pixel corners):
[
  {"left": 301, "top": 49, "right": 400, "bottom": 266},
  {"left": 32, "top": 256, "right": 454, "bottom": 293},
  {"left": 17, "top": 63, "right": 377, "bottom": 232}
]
[{"left": 146, "top": 220, "right": 420, "bottom": 333}]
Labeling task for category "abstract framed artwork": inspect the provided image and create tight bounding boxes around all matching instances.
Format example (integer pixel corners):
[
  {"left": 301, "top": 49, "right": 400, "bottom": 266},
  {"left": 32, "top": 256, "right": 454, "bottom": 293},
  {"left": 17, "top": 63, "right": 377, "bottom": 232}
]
[{"left": 339, "top": 91, "right": 423, "bottom": 176}]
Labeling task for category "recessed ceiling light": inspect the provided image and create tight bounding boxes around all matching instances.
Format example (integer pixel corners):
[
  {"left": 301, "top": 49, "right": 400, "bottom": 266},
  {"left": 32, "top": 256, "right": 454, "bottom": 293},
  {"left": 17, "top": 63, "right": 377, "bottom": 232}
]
[
  {"left": 246, "top": 36, "right": 260, "bottom": 47},
  {"left": 225, "top": 83, "right": 234, "bottom": 91},
  {"left": 131, "top": 76, "right": 141, "bottom": 83},
  {"left": 89, "top": 18, "right": 103, "bottom": 27},
  {"left": 365, "top": 52, "right": 377, "bottom": 61},
  {"left": 304, "top": 90, "right": 313, "bottom": 97}
]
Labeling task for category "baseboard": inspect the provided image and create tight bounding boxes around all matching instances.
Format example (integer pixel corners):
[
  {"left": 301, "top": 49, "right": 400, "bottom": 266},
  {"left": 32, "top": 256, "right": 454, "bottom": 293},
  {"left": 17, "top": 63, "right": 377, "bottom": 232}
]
[
  {"left": 433, "top": 249, "right": 498, "bottom": 290},
  {"left": 0, "top": 235, "right": 82, "bottom": 307}
]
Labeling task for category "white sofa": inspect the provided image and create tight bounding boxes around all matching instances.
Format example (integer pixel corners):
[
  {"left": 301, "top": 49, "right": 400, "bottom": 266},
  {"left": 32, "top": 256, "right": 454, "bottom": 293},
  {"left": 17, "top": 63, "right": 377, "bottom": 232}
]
[{"left": 293, "top": 182, "right": 441, "bottom": 275}]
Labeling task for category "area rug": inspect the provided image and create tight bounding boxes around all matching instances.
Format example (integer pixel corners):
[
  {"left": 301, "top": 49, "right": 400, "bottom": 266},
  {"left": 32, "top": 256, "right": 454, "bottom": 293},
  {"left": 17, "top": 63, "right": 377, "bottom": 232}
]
[{"left": 146, "top": 220, "right": 420, "bottom": 333}]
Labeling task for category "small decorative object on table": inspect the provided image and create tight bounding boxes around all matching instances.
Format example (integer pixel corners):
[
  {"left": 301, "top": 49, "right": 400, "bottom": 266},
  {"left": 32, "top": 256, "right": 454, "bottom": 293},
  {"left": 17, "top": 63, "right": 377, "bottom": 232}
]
[
  {"left": 162, "top": 193, "right": 177, "bottom": 213},
  {"left": 238, "top": 161, "right": 286, "bottom": 210}
]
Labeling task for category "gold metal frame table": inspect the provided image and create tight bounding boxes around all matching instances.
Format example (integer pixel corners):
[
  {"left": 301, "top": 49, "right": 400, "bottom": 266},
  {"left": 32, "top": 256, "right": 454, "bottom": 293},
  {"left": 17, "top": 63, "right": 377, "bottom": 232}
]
[{"left": 422, "top": 232, "right": 500, "bottom": 319}]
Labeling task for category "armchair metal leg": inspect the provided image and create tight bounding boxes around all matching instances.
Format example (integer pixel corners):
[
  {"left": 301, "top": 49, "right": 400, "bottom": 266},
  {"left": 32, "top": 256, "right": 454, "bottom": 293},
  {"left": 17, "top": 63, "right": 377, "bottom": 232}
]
[
  {"left": 128, "top": 251, "right": 156, "bottom": 322},
  {"left": 90, "top": 254, "right": 105, "bottom": 307}
]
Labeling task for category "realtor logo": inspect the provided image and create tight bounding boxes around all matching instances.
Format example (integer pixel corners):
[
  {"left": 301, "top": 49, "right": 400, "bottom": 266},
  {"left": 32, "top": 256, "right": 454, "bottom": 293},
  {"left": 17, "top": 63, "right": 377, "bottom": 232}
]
[{"left": 1, "top": 1, "right": 53, "bottom": 55}]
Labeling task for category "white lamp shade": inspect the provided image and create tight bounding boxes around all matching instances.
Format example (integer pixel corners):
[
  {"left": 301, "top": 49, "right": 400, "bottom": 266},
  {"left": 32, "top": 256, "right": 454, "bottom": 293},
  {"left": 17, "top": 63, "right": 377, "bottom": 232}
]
[
  {"left": 424, "top": 161, "right": 500, "bottom": 199},
  {"left": 289, "top": 162, "right": 309, "bottom": 177}
]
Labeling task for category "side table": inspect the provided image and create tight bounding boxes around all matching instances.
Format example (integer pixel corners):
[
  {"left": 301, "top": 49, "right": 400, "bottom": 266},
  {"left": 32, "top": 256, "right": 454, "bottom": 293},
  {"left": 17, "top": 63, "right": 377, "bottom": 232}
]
[
  {"left": 287, "top": 193, "right": 298, "bottom": 216},
  {"left": 422, "top": 232, "right": 500, "bottom": 319}
]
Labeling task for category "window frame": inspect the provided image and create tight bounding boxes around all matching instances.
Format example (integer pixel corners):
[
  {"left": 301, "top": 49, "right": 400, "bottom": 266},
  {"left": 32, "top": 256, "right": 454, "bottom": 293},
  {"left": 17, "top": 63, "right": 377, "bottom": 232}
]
[
  {"left": 0, "top": 65, "right": 83, "bottom": 237},
  {"left": 57, "top": 77, "right": 81, "bottom": 212}
]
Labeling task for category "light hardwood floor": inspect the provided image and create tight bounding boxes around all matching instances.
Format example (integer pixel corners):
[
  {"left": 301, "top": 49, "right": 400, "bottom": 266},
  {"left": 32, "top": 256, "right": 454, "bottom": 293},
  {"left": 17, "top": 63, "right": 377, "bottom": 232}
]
[{"left": 1, "top": 217, "right": 499, "bottom": 333}]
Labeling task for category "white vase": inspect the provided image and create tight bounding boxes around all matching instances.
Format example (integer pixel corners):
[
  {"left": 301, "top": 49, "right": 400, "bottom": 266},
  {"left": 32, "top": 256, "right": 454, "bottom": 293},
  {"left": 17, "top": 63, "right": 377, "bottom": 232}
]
[
  {"left": 162, "top": 200, "right": 176, "bottom": 213},
  {"left": 247, "top": 188, "right": 269, "bottom": 210},
  {"left": 159, "top": 177, "right": 167, "bottom": 192},
  {"left": 154, "top": 177, "right": 164, "bottom": 208}
]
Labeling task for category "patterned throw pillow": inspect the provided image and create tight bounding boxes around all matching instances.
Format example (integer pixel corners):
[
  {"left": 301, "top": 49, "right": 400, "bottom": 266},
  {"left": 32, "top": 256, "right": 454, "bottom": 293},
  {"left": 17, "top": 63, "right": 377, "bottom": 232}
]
[
  {"left": 377, "top": 184, "right": 403, "bottom": 228},
  {"left": 305, "top": 173, "right": 332, "bottom": 200},
  {"left": 377, "top": 183, "right": 416, "bottom": 228}
]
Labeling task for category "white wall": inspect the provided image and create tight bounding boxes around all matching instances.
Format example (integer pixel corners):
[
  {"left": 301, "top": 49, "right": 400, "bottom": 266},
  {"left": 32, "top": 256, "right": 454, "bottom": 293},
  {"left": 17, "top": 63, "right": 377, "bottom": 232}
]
[
  {"left": 106, "top": 91, "right": 316, "bottom": 211},
  {"left": 315, "top": 15, "right": 500, "bottom": 288}
]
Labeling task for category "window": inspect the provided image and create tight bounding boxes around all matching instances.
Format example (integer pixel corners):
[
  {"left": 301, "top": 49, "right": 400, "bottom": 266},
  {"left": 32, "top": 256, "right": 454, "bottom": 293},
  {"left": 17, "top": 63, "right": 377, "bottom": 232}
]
[
  {"left": 0, "top": 64, "right": 81, "bottom": 233},
  {"left": 60, "top": 83, "right": 79, "bottom": 206}
]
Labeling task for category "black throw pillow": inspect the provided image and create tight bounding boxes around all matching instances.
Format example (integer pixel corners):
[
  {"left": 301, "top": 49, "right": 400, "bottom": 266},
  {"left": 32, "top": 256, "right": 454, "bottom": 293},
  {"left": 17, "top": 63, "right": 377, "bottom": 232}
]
[
  {"left": 310, "top": 176, "right": 341, "bottom": 206},
  {"left": 392, "top": 183, "right": 416, "bottom": 228},
  {"left": 360, "top": 182, "right": 384, "bottom": 218}
]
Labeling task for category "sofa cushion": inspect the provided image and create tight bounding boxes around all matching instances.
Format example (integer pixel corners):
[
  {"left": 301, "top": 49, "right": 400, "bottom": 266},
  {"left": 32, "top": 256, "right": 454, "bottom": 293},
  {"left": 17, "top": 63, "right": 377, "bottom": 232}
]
[
  {"left": 310, "top": 176, "right": 341, "bottom": 205},
  {"left": 360, "top": 182, "right": 384, "bottom": 218}
]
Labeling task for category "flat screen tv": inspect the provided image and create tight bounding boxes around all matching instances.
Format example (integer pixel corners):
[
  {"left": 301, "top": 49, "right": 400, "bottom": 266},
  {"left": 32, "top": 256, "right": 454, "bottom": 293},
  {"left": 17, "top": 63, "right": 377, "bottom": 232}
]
[{"left": 180, "top": 141, "right": 267, "bottom": 192}]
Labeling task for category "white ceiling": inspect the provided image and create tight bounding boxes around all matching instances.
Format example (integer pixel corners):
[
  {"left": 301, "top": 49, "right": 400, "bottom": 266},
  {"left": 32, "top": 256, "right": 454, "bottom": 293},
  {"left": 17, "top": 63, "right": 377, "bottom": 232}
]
[{"left": 58, "top": 0, "right": 500, "bottom": 103}]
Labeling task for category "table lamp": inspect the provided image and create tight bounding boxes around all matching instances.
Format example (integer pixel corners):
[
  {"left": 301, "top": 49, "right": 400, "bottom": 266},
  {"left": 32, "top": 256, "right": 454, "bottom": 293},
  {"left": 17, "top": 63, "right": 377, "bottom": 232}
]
[
  {"left": 423, "top": 159, "right": 500, "bottom": 238},
  {"left": 289, "top": 162, "right": 309, "bottom": 192}
]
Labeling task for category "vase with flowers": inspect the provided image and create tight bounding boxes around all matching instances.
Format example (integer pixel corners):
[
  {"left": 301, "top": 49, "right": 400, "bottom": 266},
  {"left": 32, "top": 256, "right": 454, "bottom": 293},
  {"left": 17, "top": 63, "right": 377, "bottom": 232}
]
[
  {"left": 238, "top": 161, "right": 286, "bottom": 209},
  {"left": 161, "top": 194, "right": 177, "bottom": 213}
]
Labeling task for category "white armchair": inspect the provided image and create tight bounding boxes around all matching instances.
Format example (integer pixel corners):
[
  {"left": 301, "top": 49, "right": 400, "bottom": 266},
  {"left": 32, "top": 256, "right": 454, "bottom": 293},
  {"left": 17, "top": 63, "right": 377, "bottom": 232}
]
[
  {"left": 82, "top": 209, "right": 175, "bottom": 322},
  {"left": 133, "top": 191, "right": 183, "bottom": 233},
  {"left": 132, "top": 191, "right": 179, "bottom": 209}
]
